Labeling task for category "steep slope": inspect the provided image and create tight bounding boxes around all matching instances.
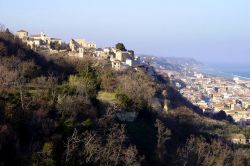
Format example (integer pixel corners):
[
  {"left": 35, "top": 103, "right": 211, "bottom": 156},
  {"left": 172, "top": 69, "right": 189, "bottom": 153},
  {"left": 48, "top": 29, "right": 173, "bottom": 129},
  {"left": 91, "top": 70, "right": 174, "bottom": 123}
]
[{"left": 0, "top": 32, "right": 75, "bottom": 83}]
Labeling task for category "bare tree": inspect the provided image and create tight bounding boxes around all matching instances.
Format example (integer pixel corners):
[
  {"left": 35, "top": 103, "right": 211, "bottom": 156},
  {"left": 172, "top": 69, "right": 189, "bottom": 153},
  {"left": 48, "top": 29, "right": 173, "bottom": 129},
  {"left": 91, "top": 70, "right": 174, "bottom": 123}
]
[
  {"left": 82, "top": 124, "right": 142, "bottom": 166},
  {"left": 154, "top": 119, "right": 171, "bottom": 162},
  {"left": 83, "top": 131, "right": 101, "bottom": 163},
  {"left": 64, "top": 128, "right": 82, "bottom": 162},
  {"left": 102, "top": 124, "right": 126, "bottom": 166},
  {"left": 15, "top": 73, "right": 32, "bottom": 111},
  {"left": 48, "top": 73, "right": 58, "bottom": 104},
  {"left": 0, "top": 65, "right": 18, "bottom": 88},
  {"left": 57, "top": 94, "right": 92, "bottom": 119},
  {"left": 0, "top": 24, "right": 5, "bottom": 32},
  {"left": 118, "top": 70, "right": 156, "bottom": 110},
  {"left": 176, "top": 136, "right": 250, "bottom": 166},
  {"left": 122, "top": 145, "right": 142, "bottom": 166}
]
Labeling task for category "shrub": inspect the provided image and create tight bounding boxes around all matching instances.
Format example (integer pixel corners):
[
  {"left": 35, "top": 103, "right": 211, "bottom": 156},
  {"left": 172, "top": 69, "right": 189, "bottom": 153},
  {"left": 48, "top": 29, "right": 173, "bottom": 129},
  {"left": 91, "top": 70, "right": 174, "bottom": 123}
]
[
  {"left": 116, "top": 93, "right": 133, "bottom": 111},
  {"left": 68, "top": 75, "right": 98, "bottom": 100}
]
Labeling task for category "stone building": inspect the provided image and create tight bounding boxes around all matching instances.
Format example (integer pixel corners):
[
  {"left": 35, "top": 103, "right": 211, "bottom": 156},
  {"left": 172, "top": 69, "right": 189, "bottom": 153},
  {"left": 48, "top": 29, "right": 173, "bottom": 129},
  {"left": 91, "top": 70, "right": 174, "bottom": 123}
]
[
  {"left": 16, "top": 30, "right": 62, "bottom": 49},
  {"left": 69, "top": 38, "right": 96, "bottom": 52},
  {"left": 110, "top": 49, "right": 138, "bottom": 70},
  {"left": 16, "top": 30, "right": 28, "bottom": 39},
  {"left": 115, "top": 50, "right": 134, "bottom": 62},
  {"left": 30, "top": 32, "right": 62, "bottom": 45}
]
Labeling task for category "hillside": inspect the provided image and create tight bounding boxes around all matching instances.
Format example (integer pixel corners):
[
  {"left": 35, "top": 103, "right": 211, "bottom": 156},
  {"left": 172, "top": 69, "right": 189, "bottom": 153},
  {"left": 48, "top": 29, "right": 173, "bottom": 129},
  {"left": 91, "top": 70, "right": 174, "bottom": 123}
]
[
  {"left": 0, "top": 31, "right": 250, "bottom": 166},
  {"left": 0, "top": 31, "right": 76, "bottom": 81}
]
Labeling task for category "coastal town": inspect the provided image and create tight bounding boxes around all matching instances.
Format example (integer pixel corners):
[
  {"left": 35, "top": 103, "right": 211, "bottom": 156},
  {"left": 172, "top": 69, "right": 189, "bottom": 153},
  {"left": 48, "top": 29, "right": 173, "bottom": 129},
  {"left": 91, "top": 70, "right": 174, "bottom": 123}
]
[
  {"left": 156, "top": 63, "right": 250, "bottom": 127},
  {"left": 182, "top": 74, "right": 250, "bottom": 123}
]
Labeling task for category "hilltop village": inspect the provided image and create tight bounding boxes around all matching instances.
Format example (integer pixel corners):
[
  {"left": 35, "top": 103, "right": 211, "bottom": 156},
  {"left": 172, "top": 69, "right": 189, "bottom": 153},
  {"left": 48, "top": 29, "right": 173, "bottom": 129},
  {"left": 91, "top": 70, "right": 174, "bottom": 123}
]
[{"left": 16, "top": 30, "right": 144, "bottom": 71}]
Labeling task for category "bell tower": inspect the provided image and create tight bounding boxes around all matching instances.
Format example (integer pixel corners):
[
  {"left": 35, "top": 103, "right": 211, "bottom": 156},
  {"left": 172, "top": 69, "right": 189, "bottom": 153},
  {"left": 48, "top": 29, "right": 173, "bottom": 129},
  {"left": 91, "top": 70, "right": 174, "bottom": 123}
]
[{"left": 40, "top": 32, "right": 46, "bottom": 40}]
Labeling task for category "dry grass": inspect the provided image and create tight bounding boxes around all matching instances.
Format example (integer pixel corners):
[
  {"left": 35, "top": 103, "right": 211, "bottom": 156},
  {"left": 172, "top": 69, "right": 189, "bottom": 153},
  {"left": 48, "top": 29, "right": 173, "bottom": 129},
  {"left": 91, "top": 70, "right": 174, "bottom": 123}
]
[{"left": 97, "top": 91, "right": 118, "bottom": 104}]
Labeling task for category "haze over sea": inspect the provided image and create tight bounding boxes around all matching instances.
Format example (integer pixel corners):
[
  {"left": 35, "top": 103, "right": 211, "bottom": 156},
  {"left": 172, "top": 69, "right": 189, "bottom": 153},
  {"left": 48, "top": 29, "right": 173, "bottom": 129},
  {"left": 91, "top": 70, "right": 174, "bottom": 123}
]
[{"left": 200, "top": 63, "right": 250, "bottom": 80}]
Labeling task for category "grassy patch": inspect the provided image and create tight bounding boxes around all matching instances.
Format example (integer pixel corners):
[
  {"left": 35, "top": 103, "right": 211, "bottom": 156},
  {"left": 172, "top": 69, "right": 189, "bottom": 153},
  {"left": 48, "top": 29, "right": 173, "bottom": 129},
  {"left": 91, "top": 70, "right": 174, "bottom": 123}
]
[{"left": 97, "top": 91, "right": 118, "bottom": 104}]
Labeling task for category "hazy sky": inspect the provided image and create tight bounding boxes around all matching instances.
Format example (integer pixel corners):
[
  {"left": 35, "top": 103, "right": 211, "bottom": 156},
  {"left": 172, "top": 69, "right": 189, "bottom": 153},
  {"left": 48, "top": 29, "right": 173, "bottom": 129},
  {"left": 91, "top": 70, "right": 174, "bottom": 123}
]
[{"left": 1, "top": 0, "right": 250, "bottom": 64}]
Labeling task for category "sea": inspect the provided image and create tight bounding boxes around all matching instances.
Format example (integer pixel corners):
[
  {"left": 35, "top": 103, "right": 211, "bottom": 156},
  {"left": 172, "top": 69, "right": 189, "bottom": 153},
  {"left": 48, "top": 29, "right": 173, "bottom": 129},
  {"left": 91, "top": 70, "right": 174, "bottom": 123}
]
[{"left": 199, "top": 63, "right": 250, "bottom": 80}]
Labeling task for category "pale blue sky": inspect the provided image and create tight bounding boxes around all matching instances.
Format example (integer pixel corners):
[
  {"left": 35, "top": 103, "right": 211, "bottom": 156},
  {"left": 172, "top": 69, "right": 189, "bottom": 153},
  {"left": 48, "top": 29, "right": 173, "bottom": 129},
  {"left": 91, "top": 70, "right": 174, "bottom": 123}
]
[{"left": 1, "top": 0, "right": 250, "bottom": 64}]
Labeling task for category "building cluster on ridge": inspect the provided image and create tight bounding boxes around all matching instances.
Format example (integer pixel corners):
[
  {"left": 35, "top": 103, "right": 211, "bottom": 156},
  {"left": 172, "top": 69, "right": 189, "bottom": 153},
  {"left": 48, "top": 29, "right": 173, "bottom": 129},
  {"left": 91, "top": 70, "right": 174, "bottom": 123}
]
[
  {"left": 16, "top": 30, "right": 142, "bottom": 71},
  {"left": 16, "top": 30, "right": 62, "bottom": 49}
]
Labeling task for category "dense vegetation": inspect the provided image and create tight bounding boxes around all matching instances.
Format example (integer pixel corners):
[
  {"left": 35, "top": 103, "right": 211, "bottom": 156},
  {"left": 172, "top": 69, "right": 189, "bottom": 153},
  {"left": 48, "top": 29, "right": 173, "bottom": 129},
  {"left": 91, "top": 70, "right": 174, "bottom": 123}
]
[{"left": 0, "top": 30, "right": 250, "bottom": 166}]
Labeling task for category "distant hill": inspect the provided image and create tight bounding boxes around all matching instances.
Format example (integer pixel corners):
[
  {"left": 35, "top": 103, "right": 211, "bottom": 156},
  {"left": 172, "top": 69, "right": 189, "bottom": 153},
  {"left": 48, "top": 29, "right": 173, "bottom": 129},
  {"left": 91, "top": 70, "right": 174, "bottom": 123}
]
[
  {"left": 140, "top": 55, "right": 202, "bottom": 71},
  {"left": 159, "top": 57, "right": 202, "bottom": 66}
]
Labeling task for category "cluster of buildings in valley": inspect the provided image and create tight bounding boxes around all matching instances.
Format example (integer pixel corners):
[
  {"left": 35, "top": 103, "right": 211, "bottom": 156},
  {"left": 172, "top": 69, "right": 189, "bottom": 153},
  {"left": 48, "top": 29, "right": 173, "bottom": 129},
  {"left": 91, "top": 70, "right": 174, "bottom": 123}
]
[
  {"left": 172, "top": 71, "right": 250, "bottom": 126},
  {"left": 15, "top": 30, "right": 143, "bottom": 71}
]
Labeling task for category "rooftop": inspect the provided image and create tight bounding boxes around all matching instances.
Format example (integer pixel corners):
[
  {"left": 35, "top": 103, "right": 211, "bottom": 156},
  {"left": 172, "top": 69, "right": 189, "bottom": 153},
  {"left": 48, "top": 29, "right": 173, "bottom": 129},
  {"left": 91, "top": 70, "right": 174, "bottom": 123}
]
[{"left": 17, "top": 30, "right": 27, "bottom": 32}]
